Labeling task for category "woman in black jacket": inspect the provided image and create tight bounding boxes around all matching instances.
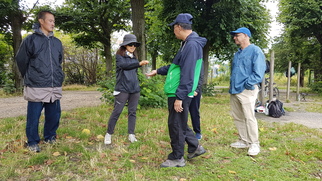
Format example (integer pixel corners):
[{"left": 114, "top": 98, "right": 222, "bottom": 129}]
[{"left": 104, "top": 34, "right": 149, "bottom": 145}]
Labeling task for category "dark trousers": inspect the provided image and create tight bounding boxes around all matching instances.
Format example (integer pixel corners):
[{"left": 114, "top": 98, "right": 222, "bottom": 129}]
[
  {"left": 26, "top": 100, "right": 61, "bottom": 146},
  {"left": 107, "top": 92, "right": 140, "bottom": 134},
  {"left": 167, "top": 97, "right": 199, "bottom": 160},
  {"left": 189, "top": 92, "right": 201, "bottom": 134}
]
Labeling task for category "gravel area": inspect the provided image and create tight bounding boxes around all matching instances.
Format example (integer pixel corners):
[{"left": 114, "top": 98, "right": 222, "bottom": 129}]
[{"left": 0, "top": 91, "right": 103, "bottom": 119}]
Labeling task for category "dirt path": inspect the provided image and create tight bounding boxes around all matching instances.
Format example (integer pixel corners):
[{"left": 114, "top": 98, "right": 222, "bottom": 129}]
[
  {"left": 0, "top": 91, "right": 103, "bottom": 119},
  {"left": 1, "top": 90, "right": 321, "bottom": 131}
]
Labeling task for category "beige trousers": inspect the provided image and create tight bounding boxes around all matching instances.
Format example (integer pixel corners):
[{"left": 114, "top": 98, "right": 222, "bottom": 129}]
[{"left": 230, "top": 85, "right": 259, "bottom": 144}]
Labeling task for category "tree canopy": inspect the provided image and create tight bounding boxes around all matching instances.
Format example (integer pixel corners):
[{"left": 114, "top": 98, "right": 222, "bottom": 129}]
[
  {"left": 55, "top": 0, "right": 131, "bottom": 76},
  {"left": 277, "top": 0, "right": 322, "bottom": 81}
]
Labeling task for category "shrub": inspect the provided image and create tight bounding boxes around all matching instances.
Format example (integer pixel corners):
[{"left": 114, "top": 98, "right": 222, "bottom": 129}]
[
  {"left": 309, "top": 81, "right": 322, "bottom": 95},
  {"left": 98, "top": 72, "right": 167, "bottom": 108}
]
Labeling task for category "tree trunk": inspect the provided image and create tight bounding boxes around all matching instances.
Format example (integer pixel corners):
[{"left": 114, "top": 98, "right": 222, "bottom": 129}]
[
  {"left": 202, "top": 42, "right": 210, "bottom": 85},
  {"left": 130, "top": 0, "right": 147, "bottom": 73},
  {"left": 151, "top": 50, "right": 158, "bottom": 70},
  {"left": 10, "top": 0, "right": 24, "bottom": 92},
  {"left": 104, "top": 44, "right": 113, "bottom": 77}
]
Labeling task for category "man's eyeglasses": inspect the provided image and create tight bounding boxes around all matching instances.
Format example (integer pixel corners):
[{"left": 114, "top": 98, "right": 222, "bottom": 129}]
[
  {"left": 233, "top": 33, "right": 243, "bottom": 38},
  {"left": 127, "top": 43, "right": 139, "bottom": 47}
]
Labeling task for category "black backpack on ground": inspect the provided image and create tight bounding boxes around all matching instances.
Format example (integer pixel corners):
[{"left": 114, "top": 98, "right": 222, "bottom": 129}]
[{"left": 267, "top": 99, "right": 285, "bottom": 118}]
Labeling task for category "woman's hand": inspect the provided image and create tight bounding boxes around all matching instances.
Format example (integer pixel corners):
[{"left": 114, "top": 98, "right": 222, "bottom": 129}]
[{"left": 139, "top": 60, "right": 149, "bottom": 66}]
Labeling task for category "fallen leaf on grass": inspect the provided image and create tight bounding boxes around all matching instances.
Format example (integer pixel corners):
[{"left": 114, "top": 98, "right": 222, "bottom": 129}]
[
  {"left": 100, "top": 153, "right": 106, "bottom": 158},
  {"left": 211, "top": 128, "right": 218, "bottom": 134},
  {"left": 269, "top": 147, "right": 277, "bottom": 151},
  {"left": 305, "top": 151, "right": 313, "bottom": 155},
  {"left": 97, "top": 135, "right": 104, "bottom": 140},
  {"left": 129, "top": 159, "right": 136, "bottom": 163},
  {"left": 179, "top": 178, "right": 187, "bottom": 181},
  {"left": 53, "top": 152, "right": 61, "bottom": 156},
  {"left": 202, "top": 154, "right": 212, "bottom": 159},
  {"left": 259, "top": 127, "right": 265, "bottom": 132},
  {"left": 229, "top": 170, "right": 237, "bottom": 174},
  {"left": 44, "top": 159, "right": 54, "bottom": 165},
  {"left": 141, "top": 157, "right": 149, "bottom": 160}
]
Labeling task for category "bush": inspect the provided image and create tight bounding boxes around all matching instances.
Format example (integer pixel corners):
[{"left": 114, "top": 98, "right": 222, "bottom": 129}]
[
  {"left": 97, "top": 76, "right": 116, "bottom": 104},
  {"left": 98, "top": 72, "right": 167, "bottom": 108},
  {"left": 202, "top": 81, "right": 219, "bottom": 96},
  {"left": 138, "top": 72, "right": 167, "bottom": 108},
  {"left": 309, "top": 81, "right": 322, "bottom": 95},
  {"left": 3, "top": 78, "right": 16, "bottom": 94}
]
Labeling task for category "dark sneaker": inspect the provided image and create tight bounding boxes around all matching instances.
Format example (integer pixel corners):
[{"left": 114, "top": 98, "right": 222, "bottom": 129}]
[
  {"left": 28, "top": 144, "right": 41, "bottom": 152},
  {"left": 195, "top": 133, "right": 202, "bottom": 140},
  {"left": 160, "top": 157, "right": 185, "bottom": 167},
  {"left": 45, "top": 139, "right": 56, "bottom": 144},
  {"left": 187, "top": 145, "right": 206, "bottom": 159}
]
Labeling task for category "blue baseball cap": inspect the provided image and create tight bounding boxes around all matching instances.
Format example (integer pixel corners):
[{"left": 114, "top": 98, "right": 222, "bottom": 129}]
[
  {"left": 230, "top": 27, "right": 252, "bottom": 37},
  {"left": 169, "top": 13, "right": 193, "bottom": 26}
]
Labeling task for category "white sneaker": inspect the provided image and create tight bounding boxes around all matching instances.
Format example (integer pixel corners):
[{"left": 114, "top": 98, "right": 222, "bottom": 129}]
[
  {"left": 248, "top": 144, "right": 260, "bottom": 156},
  {"left": 230, "top": 141, "right": 249, "bottom": 148},
  {"left": 104, "top": 133, "right": 112, "bottom": 145},
  {"left": 128, "top": 134, "right": 137, "bottom": 143}
]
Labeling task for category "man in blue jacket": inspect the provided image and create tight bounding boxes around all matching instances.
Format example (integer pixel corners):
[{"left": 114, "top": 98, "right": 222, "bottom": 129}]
[
  {"left": 16, "top": 11, "right": 64, "bottom": 152},
  {"left": 229, "top": 27, "right": 266, "bottom": 156},
  {"left": 146, "top": 13, "right": 207, "bottom": 167}
]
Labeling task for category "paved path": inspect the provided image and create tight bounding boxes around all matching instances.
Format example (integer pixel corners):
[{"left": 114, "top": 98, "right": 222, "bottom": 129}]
[
  {"left": 0, "top": 91, "right": 103, "bottom": 119},
  {"left": 256, "top": 111, "right": 322, "bottom": 130}
]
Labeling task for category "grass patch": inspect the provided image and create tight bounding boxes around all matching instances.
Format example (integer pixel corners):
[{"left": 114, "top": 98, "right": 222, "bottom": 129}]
[
  {"left": 62, "top": 84, "right": 99, "bottom": 91},
  {"left": 0, "top": 94, "right": 321, "bottom": 180}
]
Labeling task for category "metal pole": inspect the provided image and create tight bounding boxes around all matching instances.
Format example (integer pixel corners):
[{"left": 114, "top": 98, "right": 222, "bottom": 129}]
[
  {"left": 286, "top": 61, "right": 292, "bottom": 100},
  {"left": 269, "top": 50, "right": 274, "bottom": 101},
  {"left": 296, "top": 63, "right": 301, "bottom": 101}
]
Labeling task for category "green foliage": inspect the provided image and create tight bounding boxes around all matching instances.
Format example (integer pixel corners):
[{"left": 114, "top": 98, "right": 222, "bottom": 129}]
[
  {"left": 138, "top": 72, "right": 167, "bottom": 108},
  {"left": 98, "top": 71, "right": 167, "bottom": 108},
  {"left": 277, "top": 0, "right": 322, "bottom": 80},
  {"left": 3, "top": 78, "right": 16, "bottom": 94},
  {"left": 201, "top": 82, "right": 218, "bottom": 96},
  {"left": 309, "top": 81, "right": 322, "bottom": 95},
  {"left": 97, "top": 76, "right": 116, "bottom": 104}
]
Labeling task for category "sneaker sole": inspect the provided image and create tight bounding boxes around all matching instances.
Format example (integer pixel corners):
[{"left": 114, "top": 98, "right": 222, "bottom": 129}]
[
  {"left": 230, "top": 145, "right": 249, "bottom": 148},
  {"left": 187, "top": 150, "right": 206, "bottom": 159},
  {"left": 160, "top": 163, "right": 185, "bottom": 168}
]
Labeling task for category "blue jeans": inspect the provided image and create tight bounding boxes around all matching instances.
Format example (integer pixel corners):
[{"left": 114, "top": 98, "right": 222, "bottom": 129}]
[{"left": 26, "top": 100, "right": 61, "bottom": 146}]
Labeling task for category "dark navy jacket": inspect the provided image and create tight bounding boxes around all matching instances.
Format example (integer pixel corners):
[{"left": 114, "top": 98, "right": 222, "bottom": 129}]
[
  {"left": 114, "top": 53, "right": 141, "bottom": 93},
  {"left": 15, "top": 23, "right": 64, "bottom": 88},
  {"left": 157, "top": 32, "right": 207, "bottom": 100}
]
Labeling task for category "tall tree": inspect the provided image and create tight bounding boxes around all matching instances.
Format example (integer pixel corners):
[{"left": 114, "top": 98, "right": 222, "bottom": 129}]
[
  {"left": 278, "top": 0, "right": 322, "bottom": 81},
  {"left": 55, "top": 0, "right": 131, "bottom": 77},
  {"left": 130, "top": 0, "right": 148, "bottom": 72},
  {"left": 0, "top": 0, "right": 29, "bottom": 90},
  {"left": 160, "top": 0, "right": 270, "bottom": 84}
]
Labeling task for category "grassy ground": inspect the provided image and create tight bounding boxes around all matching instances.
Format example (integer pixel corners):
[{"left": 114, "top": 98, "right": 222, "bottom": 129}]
[{"left": 0, "top": 93, "right": 321, "bottom": 180}]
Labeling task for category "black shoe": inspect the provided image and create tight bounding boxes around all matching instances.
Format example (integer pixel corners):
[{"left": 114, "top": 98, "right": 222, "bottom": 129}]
[
  {"left": 187, "top": 145, "right": 206, "bottom": 159},
  {"left": 28, "top": 144, "right": 41, "bottom": 152}
]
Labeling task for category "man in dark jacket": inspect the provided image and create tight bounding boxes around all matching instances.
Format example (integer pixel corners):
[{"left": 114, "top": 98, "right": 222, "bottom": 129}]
[
  {"left": 16, "top": 11, "right": 64, "bottom": 152},
  {"left": 146, "top": 13, "right": 207, "bottom": 167}
]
